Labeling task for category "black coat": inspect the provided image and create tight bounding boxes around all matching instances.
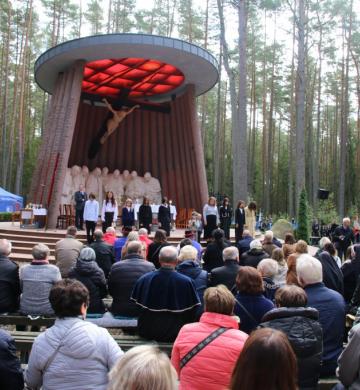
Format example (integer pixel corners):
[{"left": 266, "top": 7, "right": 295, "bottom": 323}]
[
  {"left": 332, "top": 225, "right": 354, "bottom": 251},
  {"left": 148, "top": 242, "right": 171, "bottom": 268},
  {"left": 318, "top": 251, "right": 344, "bottom": 295},
  {"left": 68, "top": 259, "right": 107, "bottom": 314},
  {"left": 108, "top": 254, "right": 155, "bottom": 316},
  {"left": 139, "top": 204, "right": 153, "bottom": 227},
  {"left": 0, "top": 329, "right": 24, "bottom": 390},
  {"left": 341, "top": 245, "right": 360, "bottom": 303},
  {"left": 210, "top": 260, "right": 240, "bottom": 291},
  {"left": 0, "top": 255, "right": 20, "bottom": 313},
  {"left": 203, "top": 241, "right": 230, "bottom": 272},
  {"left": 235, "top": 208, "right": 246, "bottom": 226},
  {"left": 240, "top": 249, "right": 268, "bottom": 268},
  {"left": 260, "top": 307, "right": 323, "bottom": 389},
  {"left": 236, "top": 236, "right": 253, "bottom": 256},
  {"left": 158, "top": 204, "right": 171, "bottom": 225},
  {"left": 90, "top": 239, "right": 114, "bottom": 278}
]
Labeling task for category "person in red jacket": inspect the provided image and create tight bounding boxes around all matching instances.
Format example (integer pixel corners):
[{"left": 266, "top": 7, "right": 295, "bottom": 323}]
[{"left": 171, "top": 285, "right": 248, "bottom": 390}]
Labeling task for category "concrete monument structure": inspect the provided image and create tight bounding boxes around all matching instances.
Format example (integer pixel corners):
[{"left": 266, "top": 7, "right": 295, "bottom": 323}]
[{"left": 29, "top": 34, "right": 218, "bottom": 228}]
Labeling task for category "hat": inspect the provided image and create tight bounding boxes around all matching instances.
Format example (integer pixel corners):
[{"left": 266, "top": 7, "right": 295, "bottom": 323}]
[
  {"left": 79, "top": 247, "right": 96, "bottom": 261},
  {"left": 185, "top": 230, "right": 194, "bottom": 238},
  {"left": 250, "top": 239, "right": 262, "bottom": 250}
]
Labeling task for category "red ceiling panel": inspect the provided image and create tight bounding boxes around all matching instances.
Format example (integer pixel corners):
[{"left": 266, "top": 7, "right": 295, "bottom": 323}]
[{"left": 82, "top": 58, "right": 184, "bottom": 98}]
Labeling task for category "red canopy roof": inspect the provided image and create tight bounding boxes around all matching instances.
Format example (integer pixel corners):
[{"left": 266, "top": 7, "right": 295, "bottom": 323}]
[{"left": 82, "top": 57, "right": 185, "bottom": 98}]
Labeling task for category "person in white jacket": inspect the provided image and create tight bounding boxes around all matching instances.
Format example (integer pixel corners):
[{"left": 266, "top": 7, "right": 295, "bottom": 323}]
[
  {"left": 25, "top": 279, "right": 123, "bottom": 390},
  {"left": 84, "top": 193, "right": 99, "bottom": 244}
]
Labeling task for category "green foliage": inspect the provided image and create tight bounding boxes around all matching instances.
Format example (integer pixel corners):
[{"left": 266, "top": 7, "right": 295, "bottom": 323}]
[
  {"left": 0, "top": 213, "right": 12, "bottom": 222},
  {"left": 316, "top": 194, "right": 339, "bottom": 225},
  {"left": 297, "top": 188, "right": 309, "bottom": 243}
]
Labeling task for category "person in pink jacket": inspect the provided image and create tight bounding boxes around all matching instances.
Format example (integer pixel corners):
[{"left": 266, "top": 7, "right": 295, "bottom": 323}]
[{"left": 171, "top": 285, "right": 248, "bottom": 390}]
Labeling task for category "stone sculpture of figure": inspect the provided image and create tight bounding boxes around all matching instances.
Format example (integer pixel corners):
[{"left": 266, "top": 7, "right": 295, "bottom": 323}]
[
  {"left": 100, "top": 99, "right": 140, "bottom": 145},
  {"left": 81, "top": 166, "right": 89, "bottom": 188},
  {"left": 102, "top": 167, "right": 110, "bottom": 194},
  {"left": 61, "top": 167, "right": 73, "bottom": 205},
  {"left": 125, "top": 171, "right": 144, "bottom": 201},
  {"left": 71, "top": 165, "right": 83, "bottom": 198},
  {"left": 86, "top": 167, "right": 102, "bottom": 204},
  {"left": 108, "top": 169, "right": 125, "bottom": 203},
  {"left": 122, "top": 169, "right": 131, "bottom": 189},
  {"left": 143, "top": 172, "right": 162, "bottom": 204}
]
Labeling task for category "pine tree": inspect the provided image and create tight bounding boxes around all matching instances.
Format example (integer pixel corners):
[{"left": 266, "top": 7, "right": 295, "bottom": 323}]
[{"left": 297, "top": 188, "right": 309, "bottom": 243}]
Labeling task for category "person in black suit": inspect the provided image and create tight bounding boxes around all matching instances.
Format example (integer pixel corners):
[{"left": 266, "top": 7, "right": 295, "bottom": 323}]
[
  {"left": 219, "top": 197, "right": 233, "bottom": 240},
  {"left": 158, "top": 197, "right": 171, "bottom": 236},
  {"left": 235, "top": 200, "right": 246, "bottom": 243},
  {"left": 332, "top": 217, "right": 354, "bottom": 260},
  {"left": 139, "top": 197, "right": 153, "bottom": 234},
  {"left": 210, "top": 246, "right": 240, "bottom": 291},
  {"left": 74, "top": 184, "right": 87, "bottom": 230}
]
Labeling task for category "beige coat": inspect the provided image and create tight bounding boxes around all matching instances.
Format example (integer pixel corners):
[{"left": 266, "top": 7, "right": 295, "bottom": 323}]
[
  {"left": 55, "top": 236, "right": 83, "bottom": 277},
  {"left": 244, "top": 207, "right": 256, "bottom": 237}
]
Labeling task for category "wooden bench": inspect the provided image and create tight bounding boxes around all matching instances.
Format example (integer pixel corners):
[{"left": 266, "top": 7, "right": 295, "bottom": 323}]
[
  {"left": 0, "top": 313, "right": 137, "bottom": 332},
  {"left": 10, "top": 331, "right": 173, "bottom": 363}
]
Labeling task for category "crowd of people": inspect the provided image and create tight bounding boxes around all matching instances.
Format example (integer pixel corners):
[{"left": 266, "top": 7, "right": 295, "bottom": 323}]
[{"left": 2, "top": 207, "right": 360, "bottom": 389}]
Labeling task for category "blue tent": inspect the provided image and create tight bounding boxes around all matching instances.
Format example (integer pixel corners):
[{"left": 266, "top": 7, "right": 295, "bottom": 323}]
[{"left": 0, "top": 187, "right": 23, "bottom": 212}]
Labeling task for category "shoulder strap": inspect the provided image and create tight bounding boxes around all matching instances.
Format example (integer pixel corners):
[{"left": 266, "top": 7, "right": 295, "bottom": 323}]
[
  {"left": 235, "top": 298, "right": 258, "bottom": 325},
  {"left": 180, "top": 327, "right": 228, "bottom": 369},
  {"left": 42, "top": 321, "right": 82, "bottom": 374}
]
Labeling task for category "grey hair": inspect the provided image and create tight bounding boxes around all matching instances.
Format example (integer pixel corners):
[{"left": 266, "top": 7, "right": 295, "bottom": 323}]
[
  {"left": 106, "top": 226, "right": 116, "bottom": 234},
  {"left": 138, "top": 228, "right": 148, "bottom": 235},
  {"left": 296, "top": 254, "right": 323, "bottom": 286},
  {"left": 32, "top": 243, "right": 50, "bottom": 260},
  {"left": 79, "top": 247, "right": 96, "bottom": 261},
  {"left": 94, "top": 230, "right": 103, "bottom": 240},
  {"left": 257, "top": 258, "right": 279, "bottom": 278},
  {"left": 127, "top": 241, "right": 143, "bottom": 255},
  {"left": 159, "top": 246, "right": 178, "bottom": 264},
  {"left": 0, "top": 239, "right": 12, "bottom": 256},
  {"left": 223, "top": 246, "right": 239, "bottom": 261},
  {"left": 319, "top": 236, "right": 330, "bottom": 249}
]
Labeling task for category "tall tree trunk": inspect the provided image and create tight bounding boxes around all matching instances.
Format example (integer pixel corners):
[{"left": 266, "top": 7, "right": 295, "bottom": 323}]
[
  {"left": 236, "top": 0, "right": 248, "bottom": 201},
  {"left": 339, "top": 1, "right": 352, "bottom": 217},
  {"left": 295, "top": 0, "right": 306, "bottom": 213},
  {"left": 15, "top": 0, "right": 33, "bottom": 195}
]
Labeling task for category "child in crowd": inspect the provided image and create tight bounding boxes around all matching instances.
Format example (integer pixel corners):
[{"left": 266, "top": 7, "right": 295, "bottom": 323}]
[{"left": 189, "top": 211, "right": 203, "bottom": 242}]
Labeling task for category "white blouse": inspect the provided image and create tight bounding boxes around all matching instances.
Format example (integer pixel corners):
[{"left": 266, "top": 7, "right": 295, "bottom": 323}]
[{"left": 101, "top": 201, "right": 118, "bottom": 222}]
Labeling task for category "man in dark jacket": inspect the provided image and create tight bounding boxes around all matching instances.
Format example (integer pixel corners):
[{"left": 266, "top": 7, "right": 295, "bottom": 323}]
[
  {"left": 342, "top": 244, "right": 360, "bottom": 304},
  {"left": 0, "top": 329, "right": 24, "bottom": 390},
  {"left": 74, "top": 184, "right": 87, "bottom": 230},
  {"left": 297, "top": 254, "right": 345, "bottom": 377},
  {"left": 210, "top": 246, "right": 240, "bottom": 291},
  {"left": 318, "top": 243, "right": 344, "bottom": 295},
  {"left": 257, "top": 258, "right": 280, "bottom": 302},
  {"left": 0, "top": 239, "right": 20, "bottom": 313},
  {"left": 236, "top": 229, "right": 253, "bottom": 256},
  {"left": 332, "top": 217, "right": 354, "bottom": 259},
  {"left": 131, "top": 246, "right": 200, "bottom": 342},
  {"left": 260, "top": 285, "right": 322, "bottom": 389},
  {"left": 90, "top": 230, "right": 114, "bottom": 279},
  {"left": 109, "top": 240, "right": 155, "bottom": 317},
  {"left": 240, "top": 239, "right": 268, "bottom": 268}
]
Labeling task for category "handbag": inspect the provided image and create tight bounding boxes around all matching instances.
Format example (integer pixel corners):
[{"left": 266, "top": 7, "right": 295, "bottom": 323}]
[{"left": 180, "top": 327, "right": 229, "bottom": 369}]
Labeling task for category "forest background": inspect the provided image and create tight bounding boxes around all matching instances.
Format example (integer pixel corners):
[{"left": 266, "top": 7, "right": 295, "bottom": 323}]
[{"left": 0, "top": 0, "right": 359, "bottom": 223}]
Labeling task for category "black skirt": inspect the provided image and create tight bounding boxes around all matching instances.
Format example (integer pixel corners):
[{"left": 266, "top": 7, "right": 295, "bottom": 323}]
[{"left": 204, "top": 214, "right": 217, "bottom": 239}]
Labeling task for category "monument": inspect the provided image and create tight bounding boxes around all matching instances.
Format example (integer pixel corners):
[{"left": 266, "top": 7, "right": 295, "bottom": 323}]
[{"left": 29, "top": 33, "right": 219, "bottom": 228}]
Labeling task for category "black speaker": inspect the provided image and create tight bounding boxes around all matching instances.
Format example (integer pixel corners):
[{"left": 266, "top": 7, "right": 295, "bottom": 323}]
[{"left": 318, "top": 189, "right": 329, "bottom": 200}]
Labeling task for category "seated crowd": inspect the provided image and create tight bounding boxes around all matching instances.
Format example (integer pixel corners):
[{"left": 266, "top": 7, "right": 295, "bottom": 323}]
[{"left": 1, "top": 220, "right": 360, "bottom": 390}]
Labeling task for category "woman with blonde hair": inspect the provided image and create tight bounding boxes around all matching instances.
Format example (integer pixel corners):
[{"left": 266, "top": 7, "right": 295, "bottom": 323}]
[
  {"left": 121, "top": 231, "right": 140, "bottom": 258},
  {"left": 108, "top": 345, "right": 177, "bottom": 390},
  {"left": 286, "top": 240, "right": 308, "bottom": 286},
  {"left": 271, "top": 247, "right": 288, "bottom": 286}
]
